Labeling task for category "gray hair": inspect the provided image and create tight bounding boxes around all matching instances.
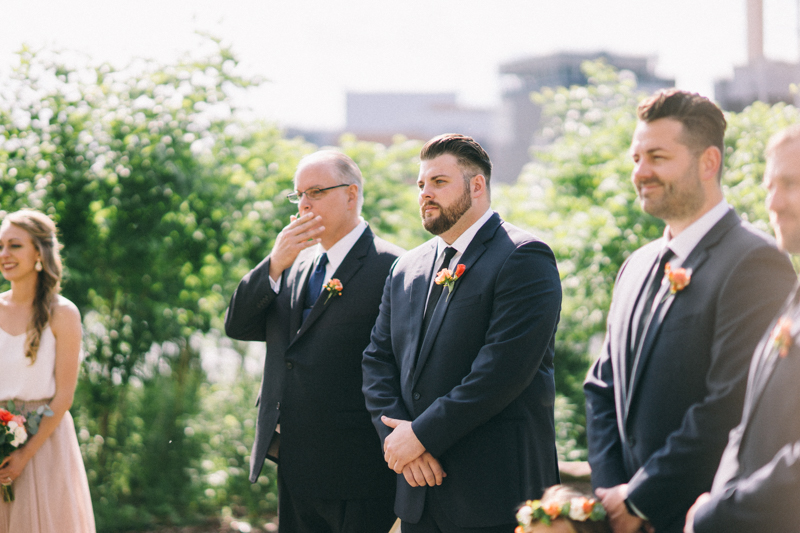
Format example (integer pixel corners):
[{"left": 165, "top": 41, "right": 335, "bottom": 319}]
[
  {"left": 295, "top": 150, "right": 364, "bottom": 213},
  {"left": 766, "top": 125, "right": 800, "bottom": 158}
]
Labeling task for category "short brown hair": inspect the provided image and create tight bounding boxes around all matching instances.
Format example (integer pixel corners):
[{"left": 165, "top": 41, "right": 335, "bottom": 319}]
[
  {"left": 420, "top": 133, "right": 492, "bottom": 187},
  {"left": 637, "top": 89, "right": 726, "bottom": 178}
]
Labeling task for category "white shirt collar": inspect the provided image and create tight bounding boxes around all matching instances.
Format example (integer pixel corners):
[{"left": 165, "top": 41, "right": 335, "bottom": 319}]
[
  {"left": 435, "top": 208, "right": 494, "bottom": 264},
  {"left": 314, "top": 218, "right": 368, "bottom": 277},
  {"left": 663, "top": 200, "right": 730, "bottom": 265}
]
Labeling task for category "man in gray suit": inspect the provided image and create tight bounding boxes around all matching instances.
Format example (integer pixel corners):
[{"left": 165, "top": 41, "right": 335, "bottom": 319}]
[
  {"left": 584, "top": 90, "right": 797, "bottom": 533},
  {"left": 684, "top": 126, "right": 800, "bottom": 532},
  {"left": 225, "top": 151, "right": 403, "bottom": 533}
]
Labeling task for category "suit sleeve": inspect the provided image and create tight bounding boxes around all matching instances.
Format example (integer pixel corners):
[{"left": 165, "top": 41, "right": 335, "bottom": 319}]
[
  {"left": 626, "top": 245, "right": 796, "bottom": 528},
  {"left": 584, "top": 258, "right": 632, "bottom": 490},
  {"left": 362, "top": 259, "right": 414, "bottom": 444},
  {"left": 410, "top": 241, "right": 562, "bottom": 457},
  {"left": 224, "top": 256, "right": 279, "bottom": 341},
  {"left": 693, "top": 438, "right": 800, "bottom": 532},
  {"left": 584, "top": 337, "right": 629, "bottom": 490}
]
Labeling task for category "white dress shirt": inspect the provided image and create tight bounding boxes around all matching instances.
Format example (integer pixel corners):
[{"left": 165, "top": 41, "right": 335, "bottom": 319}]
[{"left": 663, "top": 200, "right": 730, "bottom": 268}]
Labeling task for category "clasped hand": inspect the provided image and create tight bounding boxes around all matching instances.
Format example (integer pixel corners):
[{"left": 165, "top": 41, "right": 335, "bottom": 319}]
[
  {"left": 0, "top": 449, "right": 30, "bottom": 485},
  {"left": 381, "top": 416, "right": 446, "bottom": 487},
  {"left": 596, "top": 484, "right": 653, "bottom": 533}
]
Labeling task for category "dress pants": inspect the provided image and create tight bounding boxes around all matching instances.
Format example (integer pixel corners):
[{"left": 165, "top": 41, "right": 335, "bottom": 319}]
[
  {"left": 277, "top": 469, "right": 396, "bottom": 533},
  {"left": 401, "top": 487, "right": 516, "bottom": 533}
]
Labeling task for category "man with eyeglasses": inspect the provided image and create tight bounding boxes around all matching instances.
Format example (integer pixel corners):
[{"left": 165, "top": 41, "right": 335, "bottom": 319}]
[{"left": 225, "top": 150, "right": 404, "bottom": 533}]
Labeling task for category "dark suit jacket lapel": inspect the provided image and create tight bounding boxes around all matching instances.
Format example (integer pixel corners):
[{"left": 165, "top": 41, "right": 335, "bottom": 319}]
[
  {"left": 617, "top": 246, "right": 662, "bottom": 415},
  {"left": 291, "top": 227, "right": 374, "bottom": 344},
  {"left": 413, "top": 213, "right": 500, "bottom": 386},
  {"left": 406, "top": 240, "right": 438, "bottom": 370},
  {"left": 625, "top": 210, "right": 738, "bottom": 418},
  {"left": 744, "top": 290, "right": 800, "bottom": 422}
]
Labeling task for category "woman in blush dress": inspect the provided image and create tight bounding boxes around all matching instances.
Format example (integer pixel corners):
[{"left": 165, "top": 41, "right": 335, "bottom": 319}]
[{"left": 0, "top": 209, "right": 95, "bottom": 533}]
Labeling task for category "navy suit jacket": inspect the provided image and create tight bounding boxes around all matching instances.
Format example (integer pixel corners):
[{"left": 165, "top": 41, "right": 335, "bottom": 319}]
[
  {"left": 362, "top": 212, "right": 562, "bottom": 528},
  {"left": 225, "top": 226, "right": 403, "bottom": 500},
  {"left": 584, "top": 210, "right": 796, "bottom": 532},
  {"left": 694, "top": 285, "right": 800, "bottom": 532}
]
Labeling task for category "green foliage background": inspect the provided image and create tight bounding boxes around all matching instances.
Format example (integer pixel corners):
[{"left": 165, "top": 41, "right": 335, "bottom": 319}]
[{"left": 0, "top": 43, "right": 797, "bottom": 530}]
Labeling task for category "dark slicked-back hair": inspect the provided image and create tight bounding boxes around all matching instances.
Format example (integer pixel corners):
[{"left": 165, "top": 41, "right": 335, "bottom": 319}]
[
  {"left": 637, "top": 89, "right": 727, "bottom": 179},
  {"left": 420, "top": 133, "right": 492, "bottom": 187}
]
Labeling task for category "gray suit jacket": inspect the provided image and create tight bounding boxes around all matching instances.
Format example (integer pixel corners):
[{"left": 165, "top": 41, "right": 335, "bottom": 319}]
[
  {"left": 694, "top": 285, "right": 800, "bottom": 532},
  {"left": 225, "top": 226, "right": 403, "bottom": 499},
  {"left": 585, "top": 210, "right": 796, "bottom": 532}
]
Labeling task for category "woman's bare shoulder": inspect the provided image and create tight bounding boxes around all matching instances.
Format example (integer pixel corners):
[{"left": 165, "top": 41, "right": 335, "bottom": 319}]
[{"left": 50, "top": 295, "right": 81, "bottom": 332}]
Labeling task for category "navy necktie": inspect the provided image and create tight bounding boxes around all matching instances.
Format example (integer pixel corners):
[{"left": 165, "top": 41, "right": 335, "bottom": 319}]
[
  {"left": 303, "top": 253, "right": 328, "bottom": 323},
  {"left": 420, "top": 247, "right": 457, "bottom": 341}
]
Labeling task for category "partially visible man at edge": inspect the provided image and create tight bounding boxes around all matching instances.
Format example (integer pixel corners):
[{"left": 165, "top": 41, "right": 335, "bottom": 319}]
[
  {"left": 362, "top": 134, "right": 562, "bottom": 532},
  {"left": 225, "top": 150, "right": 403, "bottom": 533},
  {"left": 684, "top": 125, "right": 800, "bottom": 532},
  {"left": 583, "top": 89, "right": 796, "bottom": 533}
]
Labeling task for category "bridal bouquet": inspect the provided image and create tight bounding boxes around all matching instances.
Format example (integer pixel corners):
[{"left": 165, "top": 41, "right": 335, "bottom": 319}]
[{"left": 0, "top": 401, "right": 52, "bottom": 502}]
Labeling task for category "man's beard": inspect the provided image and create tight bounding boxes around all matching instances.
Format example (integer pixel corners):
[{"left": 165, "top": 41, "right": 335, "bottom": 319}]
[
  {"left": 420, "top": 182, "right": 472, "bottom": 235},
  {"left": 637, "top": 164, "right": 704, "bottom": 222}
]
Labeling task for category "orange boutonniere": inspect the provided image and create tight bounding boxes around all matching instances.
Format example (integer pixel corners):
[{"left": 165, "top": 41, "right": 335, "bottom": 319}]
[
  {"left": 770, "top": 316, "right": 793, "bottom": 358},
  {"left": 665, "top": 262, "right": 691, "bottom": 294},
  {"left": 435, "top": 263, "right": 466, "bottom": 301},
  {"left": 659, "top": 262, "right": 691, "bottom": 304},
  {"left": 323, "top": 278, "right": 343, "bottom": 304}
]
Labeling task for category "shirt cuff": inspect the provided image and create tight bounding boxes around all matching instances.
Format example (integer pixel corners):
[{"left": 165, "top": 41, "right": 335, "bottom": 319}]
[
  {"left": 269, "top": 275, "right": 281, "bottom": 294},
  {"left": 624, "top": 497, "right": 648, "bottom": 521}
]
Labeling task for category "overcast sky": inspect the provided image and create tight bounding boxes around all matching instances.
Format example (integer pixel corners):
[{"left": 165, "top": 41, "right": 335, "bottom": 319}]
[{"left": 2, "top": 0, "right": 799, "bottom": 129}]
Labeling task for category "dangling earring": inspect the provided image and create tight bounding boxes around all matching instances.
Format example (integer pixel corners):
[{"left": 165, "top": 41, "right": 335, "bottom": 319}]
[{"left": 35, "top": 260, "right": 42, "bottom": 272}]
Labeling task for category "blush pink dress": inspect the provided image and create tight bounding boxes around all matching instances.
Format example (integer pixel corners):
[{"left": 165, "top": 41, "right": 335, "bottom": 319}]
[{"left": 0, "top": 325, "right": 95, "bottom": 533}]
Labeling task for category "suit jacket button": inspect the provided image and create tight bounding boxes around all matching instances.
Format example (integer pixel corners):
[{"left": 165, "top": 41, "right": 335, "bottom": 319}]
[
  {"left": 276, "top": 402, "right": 280, "bottom": 410},
  {"left": 285, "top": 362, "right": 293, "bottom": 370},
  {"left": 413, "top": 392, "right": 421, "bottom": 400}
]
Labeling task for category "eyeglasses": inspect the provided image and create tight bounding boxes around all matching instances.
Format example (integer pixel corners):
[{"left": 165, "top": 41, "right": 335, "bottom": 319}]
[{"left": 287, "top": 184, "right": 349, "bottom": 204}]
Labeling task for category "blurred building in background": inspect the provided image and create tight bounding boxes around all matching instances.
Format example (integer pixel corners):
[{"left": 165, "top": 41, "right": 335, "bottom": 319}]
[
  {"left": 345, "top": 92, "right": 494, "bottom": 149},
  {"left": 715, "top": 0, "right": 800, "bottom": 111},
  {"left": 494, "top": 52, "right": 673, "bottom": 183},
  {"left": 339, "top": 52, "right": 673, "bottom": 183}
]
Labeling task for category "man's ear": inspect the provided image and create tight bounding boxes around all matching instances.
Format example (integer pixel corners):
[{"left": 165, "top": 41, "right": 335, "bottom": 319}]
[
  {"left": 699, "top": 146, "right": 722, "bottom": 182},
  {"left": 347, "top": 183, "right": 359, "bottom": 207},
  {"left": 471, "top": 174, "right": 487, "bottom": 198}
]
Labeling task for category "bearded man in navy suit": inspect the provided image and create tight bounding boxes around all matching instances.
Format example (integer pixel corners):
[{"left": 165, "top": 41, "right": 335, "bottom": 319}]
[
  {"left": 225, "top": 151, "right": 403, "bottom": 533},
  {"left": 684, "top": 126, "right": 800, "bottom": 532},
  {"left": 362, "top": 134, "right": 562, "bottom": 532},
  {"left": 584, "top": 90, "right": 796, "bottom": 533}
]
